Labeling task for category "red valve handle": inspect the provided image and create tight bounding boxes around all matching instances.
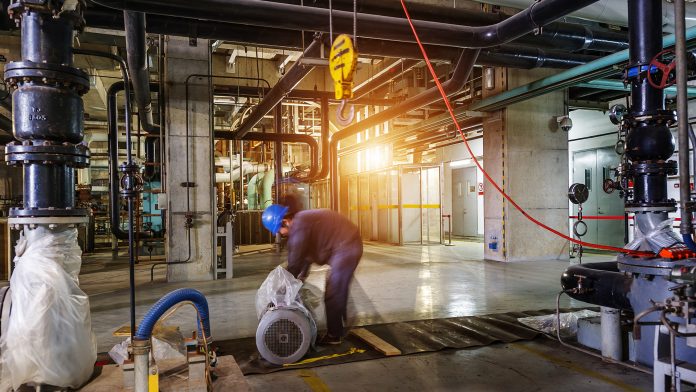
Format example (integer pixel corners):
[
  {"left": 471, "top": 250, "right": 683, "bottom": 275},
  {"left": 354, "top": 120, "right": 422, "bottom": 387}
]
[{"left": 648, "top": 49, "right": 676, "bottom": 89}]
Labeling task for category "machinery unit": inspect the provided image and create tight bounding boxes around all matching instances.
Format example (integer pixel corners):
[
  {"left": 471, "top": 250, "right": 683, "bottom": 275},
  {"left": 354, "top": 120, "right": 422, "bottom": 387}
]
[{"left": 256, "top": 306, "right": 315, "bottom": 365}]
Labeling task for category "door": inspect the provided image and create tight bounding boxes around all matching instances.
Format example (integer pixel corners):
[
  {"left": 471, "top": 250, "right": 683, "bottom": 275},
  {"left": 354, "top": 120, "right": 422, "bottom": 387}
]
[
  {"left": 572, "top": 148, "right": 625, "bottom": 247},
  {"left": 452, "top": 167, "right": 478, "bottom": 236},
  {"left": 572, "top": 150, "right": 599, "bottom": 245},
  {"left": 596, "top": 147, "right": 625, "bottom": 247}
]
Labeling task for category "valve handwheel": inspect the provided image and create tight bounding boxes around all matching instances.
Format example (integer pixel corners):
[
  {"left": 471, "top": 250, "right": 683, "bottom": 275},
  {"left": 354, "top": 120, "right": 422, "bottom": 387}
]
[{"left": 648, "top": 48, "right": 676, "bottom": 89}]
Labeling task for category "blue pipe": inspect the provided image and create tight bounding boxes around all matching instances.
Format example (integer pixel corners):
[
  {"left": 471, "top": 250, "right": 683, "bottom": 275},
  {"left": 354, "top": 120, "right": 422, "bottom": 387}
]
[{"left": 135, "top": 288, "right": 211, "bottom": 340}]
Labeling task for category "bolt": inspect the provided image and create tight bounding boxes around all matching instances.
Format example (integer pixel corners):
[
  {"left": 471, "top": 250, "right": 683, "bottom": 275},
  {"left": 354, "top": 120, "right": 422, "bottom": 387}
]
[
  {"left": 48, "top": 224, "right": 57, "bottom": 230},
  {"left": 28, "top": 224, "right": 36, "bottom": 230}
]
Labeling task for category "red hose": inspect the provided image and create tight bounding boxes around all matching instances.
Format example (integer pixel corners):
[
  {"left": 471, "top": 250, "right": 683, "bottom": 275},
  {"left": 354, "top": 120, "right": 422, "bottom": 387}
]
[{"left": 399, "top": 0, "right": 652, "bottom": 257}]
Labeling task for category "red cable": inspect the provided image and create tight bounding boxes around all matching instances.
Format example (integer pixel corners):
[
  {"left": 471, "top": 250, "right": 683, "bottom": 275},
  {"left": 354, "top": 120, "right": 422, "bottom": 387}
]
[{"left": 399, "top": 0, "right": 652, "bottom": 257}]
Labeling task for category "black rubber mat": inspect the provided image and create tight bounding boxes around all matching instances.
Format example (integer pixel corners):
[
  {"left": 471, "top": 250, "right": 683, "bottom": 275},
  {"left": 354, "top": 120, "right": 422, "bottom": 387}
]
[{"left": 215, "top": 308, "right": 592, "bottom": 375}]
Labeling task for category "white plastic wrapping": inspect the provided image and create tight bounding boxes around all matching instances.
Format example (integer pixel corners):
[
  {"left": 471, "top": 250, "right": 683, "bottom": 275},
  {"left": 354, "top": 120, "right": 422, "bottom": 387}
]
[
  {"left": 517, "top": 310, "right": 599, "bottom": 338},
  {"left": 255, "top": 265, "right": 306, "bottom": 320},
  {"left": 625, "top": 218, "right": 681, "bottom": 253},
  {"left": 0, "top": 227, "right": 97, "bottom": 391},
  {"left": 109, "top": 337, "right": 185, "bottom": 366}
]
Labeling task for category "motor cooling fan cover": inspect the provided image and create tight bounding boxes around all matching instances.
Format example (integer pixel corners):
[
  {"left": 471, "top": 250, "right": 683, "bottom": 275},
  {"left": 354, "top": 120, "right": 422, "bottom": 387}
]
[{"left": 256, "top": 307, "right": 313, "bottom": 365}]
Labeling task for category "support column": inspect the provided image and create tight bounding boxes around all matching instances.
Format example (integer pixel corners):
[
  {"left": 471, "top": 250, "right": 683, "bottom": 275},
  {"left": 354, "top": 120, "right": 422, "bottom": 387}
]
[
  {"left": 165, "top": 37, "right": 214, "bottom": 281},
  {"left": 484, "top": 68, "right": 568, "bottom": 261}
]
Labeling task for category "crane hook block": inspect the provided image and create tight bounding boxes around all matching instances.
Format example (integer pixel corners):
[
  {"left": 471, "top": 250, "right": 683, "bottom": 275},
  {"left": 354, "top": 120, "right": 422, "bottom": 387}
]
[{"left": 329, "top": 34, "right": 357, "bottom": 100}]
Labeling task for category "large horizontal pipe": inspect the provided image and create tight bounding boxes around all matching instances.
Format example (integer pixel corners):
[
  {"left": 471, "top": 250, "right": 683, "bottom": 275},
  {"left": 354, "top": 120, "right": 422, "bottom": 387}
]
[
  {"left": 231, "top": 35, "right": 322, "bottom": 139},
  {"left": 214, "top": 130, "right": 319, "bottom": 179},
  {"left": 264, "top": 0, "right": 628, "bottom": 52},
  {"left": 329, "top": 49, "right": 479, "bottom": 209},
  {"left": 561, "top": 262, "right": 633, "bottom": 311},
  {"left": 91, "top": 0, "right": 601, "bottom": 49},
  {"left": 84, "top": 9, "right": 597, "bottom": 69}
]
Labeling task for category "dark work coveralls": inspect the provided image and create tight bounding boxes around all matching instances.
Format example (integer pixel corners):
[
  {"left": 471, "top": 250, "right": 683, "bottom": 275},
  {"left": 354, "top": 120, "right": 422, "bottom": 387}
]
[{"left": 285, "top": 209, "right": 363, "bottom": 338}]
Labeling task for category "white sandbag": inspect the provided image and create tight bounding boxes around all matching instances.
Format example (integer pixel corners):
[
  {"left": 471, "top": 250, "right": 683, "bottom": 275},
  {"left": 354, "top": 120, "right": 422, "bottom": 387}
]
[{"left": 0, "top": 227, "right": 97, "bottom": 391}]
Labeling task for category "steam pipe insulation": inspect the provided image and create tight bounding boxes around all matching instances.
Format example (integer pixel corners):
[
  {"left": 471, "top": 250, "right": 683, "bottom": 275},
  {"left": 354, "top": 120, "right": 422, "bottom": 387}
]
[
  {"left": 124, "top": 11, "right": 159, "bottom": 134},
  {"left": 215, "top": 131, "right": 319, "bottom": 179},
  {"left": 85, "top": 9, "right": 606, "bottom": 67},
  {"left": 560, "top": 262, "right": 633, "bottom": 311},
  {"left": 107, "top": 81, "right": 160, "bottom": 240},
  {"left": 91, "top": 0, "right": 603, "bottom": 49},
  {"left": 231, "top": 34, "right": 322, "bottom": 140},
  {"left": 329, "top": 49, "right": 480, "bottom": 210}
]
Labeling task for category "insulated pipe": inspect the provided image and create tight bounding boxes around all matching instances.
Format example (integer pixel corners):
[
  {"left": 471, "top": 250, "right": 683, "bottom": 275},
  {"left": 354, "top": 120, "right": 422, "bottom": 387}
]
[
  {"left": 124, "top": 11, "right": 159, "bottom": 134},
  {"left": 561, "top": 262, "right": 633, "bottom": 311},
  {"left": 329, "top": 49, "right": 480, "bottom": 210},
  {"left": 86, "top": 9, "right": 605, "bottom": 67},
  {"left": 214, "top": 131, "right": 319, "bottom": 179},
  {"left": 231, "top": 35, "right": 322, "bottom": 140},
  {"left": 601, "top": 307, "right": 622, "bottom": 361},
  {"left": 303, "top": 97, "right": 330, "bottom": 182},
  {"left": 91, "top": 0, "right": 603, "bottom": 49}
]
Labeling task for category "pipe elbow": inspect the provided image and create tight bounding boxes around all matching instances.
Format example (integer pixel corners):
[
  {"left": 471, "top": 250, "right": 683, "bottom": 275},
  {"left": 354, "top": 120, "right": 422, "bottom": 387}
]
[{"left": 135, "top": 288, "right": 211, "bottom": 341}]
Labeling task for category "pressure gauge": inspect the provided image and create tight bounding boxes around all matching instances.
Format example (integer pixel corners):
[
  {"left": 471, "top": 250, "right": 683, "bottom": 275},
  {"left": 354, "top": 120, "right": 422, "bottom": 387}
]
[{"left": 568, "top": 183, "right": 589, "bottom": 205}]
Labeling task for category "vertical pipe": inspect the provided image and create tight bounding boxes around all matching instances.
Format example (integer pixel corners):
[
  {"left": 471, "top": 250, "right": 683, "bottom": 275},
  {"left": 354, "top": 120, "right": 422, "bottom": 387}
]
[
  {"left": 676, "top": 0, "right": 692, "bottom": 237},
  {"left": 600, "top": 307, "right": 622, "bottom": 361},
  {"left": 274, "top": 104, "right": 283, "bottom": 199}
]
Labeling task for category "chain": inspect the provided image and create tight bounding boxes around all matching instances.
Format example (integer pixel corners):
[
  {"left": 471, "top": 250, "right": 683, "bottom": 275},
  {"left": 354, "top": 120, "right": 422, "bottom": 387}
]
[{"left": 353, "top": 0, "right": 357, "bottom": 49}]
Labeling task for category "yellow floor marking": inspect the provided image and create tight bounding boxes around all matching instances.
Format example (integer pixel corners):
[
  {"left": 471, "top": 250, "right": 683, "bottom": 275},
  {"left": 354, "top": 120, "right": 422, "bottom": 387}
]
[
  {"left": 283, "top": 347, "right": 366, "bottom": 367},
  {"left": 298, "top": 369, "right": 331, "bottom": 392},
  {"left": 512, "top": 343, "right": 643, "bottom": 392}
]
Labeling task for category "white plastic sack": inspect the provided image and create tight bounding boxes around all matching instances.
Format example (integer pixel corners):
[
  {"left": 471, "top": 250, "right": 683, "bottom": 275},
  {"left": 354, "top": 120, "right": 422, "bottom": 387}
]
[
  {"left": 255, "top": 265, "right": 305, "bottom": 320},
  {"left": 0, "top": 227, "right": 97, "bottom": 391},
  {"left": 517, "top": 310, "right": 599, "bottom": 338},
  {"left": 109, "top": 337, "right": 185, "bottom": 366}
]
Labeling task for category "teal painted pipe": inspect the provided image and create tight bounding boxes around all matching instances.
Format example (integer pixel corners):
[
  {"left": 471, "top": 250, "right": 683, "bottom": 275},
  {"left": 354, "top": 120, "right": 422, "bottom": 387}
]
[
  {"left": 577, "top": 79, "right": 696, "bottom": 97},
  {"left": 471, "top": 26, "right": 696, "bottom": 112}
]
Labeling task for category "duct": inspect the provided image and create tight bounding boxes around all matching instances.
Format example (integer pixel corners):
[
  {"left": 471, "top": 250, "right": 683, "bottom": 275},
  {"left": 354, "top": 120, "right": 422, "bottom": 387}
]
[
  {"left": 247, "top": 172, "right": 262, "bottom": 209},
  {"left": 329, "top": 49, "right": 480, "bottom": 209},
  {"left": 92, "top": 0, "right": 603, "bottom": 50},
  {"left": 214, "top": 131, "right": 319, "bottom": 179},
  {"left": 124, "top": 11, "right": 159, "bottom": 134},
  {"left": 231, "top": 35, "right": 322, "bottom": 140},
  {"left": 561, "top": 262, "right": 633, "bottom": 311}
]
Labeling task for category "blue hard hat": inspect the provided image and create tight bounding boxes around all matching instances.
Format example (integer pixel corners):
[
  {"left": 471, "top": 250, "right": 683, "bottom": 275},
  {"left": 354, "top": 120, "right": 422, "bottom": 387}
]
[{"left": 262, "top": 204, "right": 289, "bottom": 235}]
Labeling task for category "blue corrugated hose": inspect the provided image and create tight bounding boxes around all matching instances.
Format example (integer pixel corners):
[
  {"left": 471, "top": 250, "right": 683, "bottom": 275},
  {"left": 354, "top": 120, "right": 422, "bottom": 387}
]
[
  {"left": 134, "top": 288, "right": 211, "bottom": 340},
  {"left": 683, "top": 233, "right": 696, "bottom": 252}
]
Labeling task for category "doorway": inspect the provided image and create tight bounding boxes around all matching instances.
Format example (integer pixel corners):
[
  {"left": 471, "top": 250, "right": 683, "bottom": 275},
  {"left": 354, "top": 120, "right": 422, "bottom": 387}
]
[
  {"left": 571, "top": 147, "right": 625, "bottom": 247},
  {"left": 452, "top": 167, "right": 478, "bottom": 237}
]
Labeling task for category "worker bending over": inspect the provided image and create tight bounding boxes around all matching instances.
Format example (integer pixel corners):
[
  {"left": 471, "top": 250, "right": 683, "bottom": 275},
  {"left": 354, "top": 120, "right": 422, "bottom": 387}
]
[{"left": 262, "top": 195, "right": 363, "bottom": 344}]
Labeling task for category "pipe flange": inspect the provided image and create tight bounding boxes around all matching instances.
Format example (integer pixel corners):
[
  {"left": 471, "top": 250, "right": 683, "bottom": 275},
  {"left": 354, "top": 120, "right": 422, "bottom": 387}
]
[
  {"left": 7, "top": 0, "right": 86, "bottom": 30},
  {"left": 623, "top": 110, "right": 677, "bottom": 127},
  {"left": 5, "top": 61, "right": 90, "bottom": 94},
  {"left": 5, "top": 142, "right": 90, "bottom": 167},
  {"left": 9, "top": 207, "right": 89, "bottom": 219},
  {"left": 617, "top": 253, "right": 696, "bottom": 276},
  {"left": 625, "top": 204, "right": 678, "bottom": 213},
  {"left": 626, "top": 161, "right": 678, "bottom": 175}
]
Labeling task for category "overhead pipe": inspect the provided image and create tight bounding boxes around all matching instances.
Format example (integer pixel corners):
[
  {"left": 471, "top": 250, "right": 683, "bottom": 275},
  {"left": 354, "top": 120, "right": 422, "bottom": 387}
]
[
  {"left": 91, "top": 0, "right": 605, "bottom": 50},
  {"left": 86, "top": 9, "right": 606, "bottom": 67},
  {"left": 471, "top": 26, "right": 696, "bottom": 112},
  {"left": 124, "top": 11, "right": 159, "bottom": 134},
  {"left": 230, "top": 34, "right": 322, "bottom": 140},
  {"left": 329, "top": 49, "right": 480, "bottom": 210},
  {"left": 353, "top": 59, "right": 421, "bottom": 100},
  {"left": 214, "top": 131, "right": 319, "bottom": 179}
]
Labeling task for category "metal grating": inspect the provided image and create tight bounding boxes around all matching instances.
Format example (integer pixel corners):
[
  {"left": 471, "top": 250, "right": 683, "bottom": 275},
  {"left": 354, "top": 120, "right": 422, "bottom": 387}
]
[{"left": 263, "top": 318, "right": 304, "bottom": 358}]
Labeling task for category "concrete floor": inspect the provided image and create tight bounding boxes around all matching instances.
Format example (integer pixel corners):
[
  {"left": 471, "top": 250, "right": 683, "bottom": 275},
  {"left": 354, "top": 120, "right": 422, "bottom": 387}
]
[{"left": 1, "top": 240, "right": 653, "bottom": 390}]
